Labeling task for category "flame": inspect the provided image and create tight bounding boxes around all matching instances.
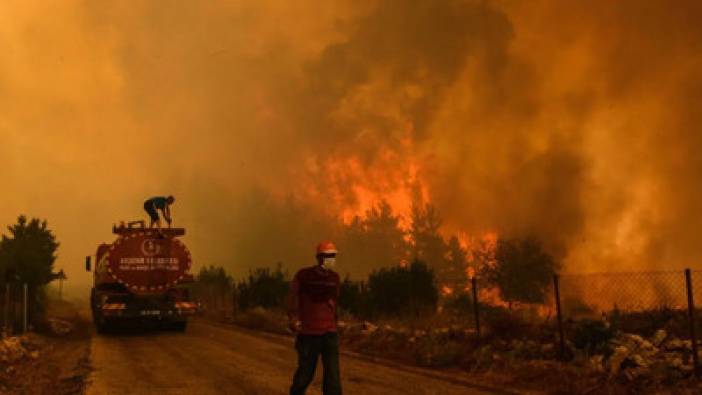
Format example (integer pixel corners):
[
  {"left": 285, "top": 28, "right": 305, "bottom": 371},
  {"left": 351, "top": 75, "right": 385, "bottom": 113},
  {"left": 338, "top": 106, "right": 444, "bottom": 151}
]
[
  {"left": 441, "top": 285, "right": 454, "bottom": 296},
  {"left": 479, "top": 287, "right": 510, "bottom": 308},
  {"left": 336, "top": 158, "right": 428, "bottom": 229},
  {"left": 455, "top": 232, "right": 499, "bottom": 276}
]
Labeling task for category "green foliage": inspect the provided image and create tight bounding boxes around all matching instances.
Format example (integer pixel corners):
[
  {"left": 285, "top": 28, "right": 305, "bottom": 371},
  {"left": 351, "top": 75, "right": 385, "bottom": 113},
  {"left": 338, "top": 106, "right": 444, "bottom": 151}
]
[
  {"left": 339, "top": 275, "right": 365, "bottom": 316},
  {"left": 409, "top": 203, "right": 448, "bottom": 272},
  {"left": 338, "top": 201, "right": 408, "bottom": 279},
  {"left": 196, "top": 265, "right": 233, "bottom": 290},
  {"left": 0, "top": 215, "right": 59, "bottom": 287},
  {"left": 0, "top": 215, "right": 59, "bottom": 324},
  {"left": 444, "top": 291, "right": 473, "bottom": 313},
  {"left": 237, "top": 264, "right": 289, "bottom": 311},
  {"left": 193, "top": 265, "right": 234, "bottom": 311},
  {"left": 571, "top": 319, "right": 614, "bottom": 354},
  {"left": 367, "top": 259, "right": 438, "bottom": 317},
  {"left": 485, "top": 237, "right": 559, "bottom": 305}
]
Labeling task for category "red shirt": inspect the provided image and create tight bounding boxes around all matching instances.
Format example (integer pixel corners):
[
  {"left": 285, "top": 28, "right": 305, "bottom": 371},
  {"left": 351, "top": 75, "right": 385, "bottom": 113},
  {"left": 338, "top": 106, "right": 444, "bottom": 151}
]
[{"left": 289, "top": 265, "right": 340, "bottom": 335}]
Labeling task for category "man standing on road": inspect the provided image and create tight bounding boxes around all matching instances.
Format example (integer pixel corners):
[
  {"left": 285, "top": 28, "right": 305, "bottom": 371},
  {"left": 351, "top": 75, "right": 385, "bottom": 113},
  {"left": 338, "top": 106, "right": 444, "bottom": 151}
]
[
  {"left": 287, "top": 241, "right": 342, "bottom": 395},
  {"left": 143, "top": 195, "right": 175, "bottom": 232}
]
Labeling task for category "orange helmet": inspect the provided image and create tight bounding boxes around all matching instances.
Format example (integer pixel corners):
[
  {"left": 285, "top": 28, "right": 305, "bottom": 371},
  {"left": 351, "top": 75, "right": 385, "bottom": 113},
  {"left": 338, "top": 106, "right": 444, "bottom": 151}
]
[{"left": 316, "top": 241, "right": 338, "bottom": 256}]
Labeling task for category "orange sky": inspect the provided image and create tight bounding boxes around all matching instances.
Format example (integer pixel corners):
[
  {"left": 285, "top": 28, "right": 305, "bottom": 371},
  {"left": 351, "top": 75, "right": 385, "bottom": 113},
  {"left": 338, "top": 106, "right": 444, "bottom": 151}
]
[{"left": 2, "top": 0, "right": 702, "bottom": 295}]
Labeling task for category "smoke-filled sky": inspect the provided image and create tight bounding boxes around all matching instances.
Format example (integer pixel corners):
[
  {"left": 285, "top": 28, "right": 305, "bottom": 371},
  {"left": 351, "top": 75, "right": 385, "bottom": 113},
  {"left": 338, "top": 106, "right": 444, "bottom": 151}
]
[{"left": 2, "top": 0, "right": 702, "bottom": 293}]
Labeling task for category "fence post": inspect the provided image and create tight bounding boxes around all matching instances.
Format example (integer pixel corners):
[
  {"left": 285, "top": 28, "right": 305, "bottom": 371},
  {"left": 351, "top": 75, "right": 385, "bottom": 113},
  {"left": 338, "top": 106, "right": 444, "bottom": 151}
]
[
  {"left": 554, "top": 274, "right": 565, "bottom": 360},
  {"left": 471, "top": 277, "right": 481, "bottom": 339},
  {"left": 22, "top": 283, "right": 28, "bottom": 334},
  {"left": 3, "top": 283, "right": 8, "bottom": 337},
  {"left": 685, "top": 268, "right": 700, "bottom": 377}
]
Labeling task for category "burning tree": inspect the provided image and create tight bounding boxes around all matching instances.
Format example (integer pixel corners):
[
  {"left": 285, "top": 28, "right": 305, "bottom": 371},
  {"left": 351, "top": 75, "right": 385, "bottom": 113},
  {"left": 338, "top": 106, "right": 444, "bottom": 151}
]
[
  {"left": 484, "top": 237, "right": 559, "bottom": 307},
  {"left": 338, "top": 201, "right": 408, "bottom": 278},
  {"left": 408, "top": 203, "right": 471, "bottom": 295}
]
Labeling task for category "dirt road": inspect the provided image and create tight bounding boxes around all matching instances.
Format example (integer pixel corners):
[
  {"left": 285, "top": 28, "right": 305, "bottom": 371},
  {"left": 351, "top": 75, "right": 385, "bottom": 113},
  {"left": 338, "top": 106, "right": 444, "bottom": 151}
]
[{"left": 86, "top": 320, "right": 506, "bottom": 395}]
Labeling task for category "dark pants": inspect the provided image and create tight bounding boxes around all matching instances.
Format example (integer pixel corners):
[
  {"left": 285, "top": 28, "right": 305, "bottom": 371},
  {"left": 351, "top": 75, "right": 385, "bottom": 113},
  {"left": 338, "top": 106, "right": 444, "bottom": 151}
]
[
  {"left": 290, "top": 332, "right": 342, "bottom": 395},
  {"left": 143, "top": 201, "right": 159, "bottom": 222}
]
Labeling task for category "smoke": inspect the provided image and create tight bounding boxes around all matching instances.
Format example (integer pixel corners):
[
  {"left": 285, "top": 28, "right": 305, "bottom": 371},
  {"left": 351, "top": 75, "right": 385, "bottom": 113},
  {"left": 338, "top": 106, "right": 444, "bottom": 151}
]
[{"left": 1, "top": 0, "right": 702, "bottom": 292}]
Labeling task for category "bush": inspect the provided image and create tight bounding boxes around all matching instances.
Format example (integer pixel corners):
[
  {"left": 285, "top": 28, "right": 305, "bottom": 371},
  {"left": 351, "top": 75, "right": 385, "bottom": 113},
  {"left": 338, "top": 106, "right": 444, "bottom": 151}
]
[
  {"left": 414, "top": 335, "right": 461, "bottom": 367},
  {"left": 482, "top": 305, "right": 546, "bottom": 340},
  {"left": 570, "top": 319, "right": 614, "bottom": 354},
  {"left": 444, "top": 292, "right": 473, "bottom": 313},
  {"left": 608, "top": 307, "right": 689, "bottom": 339},
  {"left": 193, "top": 265, "right": 234, "bottom": 313},
  {"left": 339, "top": 276, "right": 365, "bottom": 316},
  {"left": 237, "top": 265, "right": 289, "bottom": 311},
  {"left": 367, "top": 259, "right": 438, "bottom": 317},
  {"left": 484, "top": 237, "right": 559, "bottom": 306}
]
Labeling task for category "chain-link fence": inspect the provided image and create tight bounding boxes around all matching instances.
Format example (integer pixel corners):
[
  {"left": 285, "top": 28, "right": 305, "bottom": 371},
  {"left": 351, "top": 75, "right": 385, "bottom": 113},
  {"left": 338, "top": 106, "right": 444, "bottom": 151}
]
[
  {"left": 468, "top": 268, "right": 702, "bottom": 374},
  {"left": 558, "top": 271, "right": 688, "bottom": 316}
]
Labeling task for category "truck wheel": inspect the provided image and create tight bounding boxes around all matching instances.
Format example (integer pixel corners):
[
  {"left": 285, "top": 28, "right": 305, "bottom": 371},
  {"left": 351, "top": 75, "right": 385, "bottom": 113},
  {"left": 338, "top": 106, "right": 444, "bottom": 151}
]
[{"left": 93, "top": 312, "right": 108, "bottom": 334}]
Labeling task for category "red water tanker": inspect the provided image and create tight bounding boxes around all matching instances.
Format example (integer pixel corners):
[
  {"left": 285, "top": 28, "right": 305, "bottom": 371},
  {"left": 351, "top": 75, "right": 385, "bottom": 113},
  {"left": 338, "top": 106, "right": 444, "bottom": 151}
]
[{"left": 86, "top": 224, "right": 197, "bottom": 332}]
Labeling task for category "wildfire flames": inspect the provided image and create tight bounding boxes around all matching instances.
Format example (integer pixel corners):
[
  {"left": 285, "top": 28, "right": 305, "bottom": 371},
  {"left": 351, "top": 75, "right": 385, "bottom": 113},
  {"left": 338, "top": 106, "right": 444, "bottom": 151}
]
[{"left": 3, "top": 0, "right": 702, "bottom": 286}]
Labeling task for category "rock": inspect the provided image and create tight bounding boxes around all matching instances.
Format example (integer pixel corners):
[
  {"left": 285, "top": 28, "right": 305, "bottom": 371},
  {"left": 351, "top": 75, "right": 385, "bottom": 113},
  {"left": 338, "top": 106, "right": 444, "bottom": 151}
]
[
  {"left": 639, "top": 339, "right": 655, "bottom": 351},
  {"left": 662, "top": 353, "right": 685, "bottom": 369},
  {"left": 540, "top": 343, "right": 555, "bottom": 357},
  {"left": 625, "top": 334, "right": 644, "bottom": 344},
  {"left": 609, "top": 346, "right": 631, "bottom": 375},
  {"left": 624, "top": 366, "right": 651, "bottom": 381},
  {"left": 47, "top": 318, "right": 73, "bottom": 336},
  {"left": 631, "top": 353, "right": 650, "bottom": 368},
  {"left": 589, "top": 355, "right": 605, "bottom": 373},
  {"left": 0, "top": 337, "right": 28, "bottom": 363},
  {"left": 361, "top": 321, "right": 378, "bottom": 334},
  {"left": 664, "top": 338, "right": 692, "bottom": 352},
  {"left": 652, "top": 330, "right": 667, "bottom": 347},
  {"left": 29, "top": 350, "right": 39, "bottom": 360}
]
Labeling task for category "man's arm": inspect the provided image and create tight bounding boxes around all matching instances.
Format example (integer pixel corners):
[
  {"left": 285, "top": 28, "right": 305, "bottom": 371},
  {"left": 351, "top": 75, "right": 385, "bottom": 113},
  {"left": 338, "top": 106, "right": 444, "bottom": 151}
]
[
  {"left": 334, "top": 274, "right": 340, "bottom": 323},
  {"left": 164, "top": 205, "right": 172, "bottom": 223}
]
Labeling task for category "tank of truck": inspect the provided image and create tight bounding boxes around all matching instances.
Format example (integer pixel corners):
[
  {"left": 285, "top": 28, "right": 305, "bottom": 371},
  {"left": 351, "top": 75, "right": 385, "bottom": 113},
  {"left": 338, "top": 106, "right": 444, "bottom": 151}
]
[{"left": 88, "top": 225, "right": 196, "bottom": 332}]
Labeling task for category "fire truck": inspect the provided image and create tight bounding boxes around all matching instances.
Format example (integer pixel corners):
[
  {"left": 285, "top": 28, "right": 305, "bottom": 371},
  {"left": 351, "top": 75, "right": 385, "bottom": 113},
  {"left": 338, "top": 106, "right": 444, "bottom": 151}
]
[{"left": 86, "top": 224, "right": 197, "bottom": 332}]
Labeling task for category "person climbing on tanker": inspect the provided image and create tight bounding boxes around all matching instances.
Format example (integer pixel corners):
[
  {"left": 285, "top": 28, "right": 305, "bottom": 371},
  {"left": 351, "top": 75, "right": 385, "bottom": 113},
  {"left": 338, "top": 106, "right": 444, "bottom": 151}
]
[
  {"left": 287, "top": 241, "right": 342, "bottom": 395},
  {"left": 143, "top": 195, "right": 175, "bottom": 233}
]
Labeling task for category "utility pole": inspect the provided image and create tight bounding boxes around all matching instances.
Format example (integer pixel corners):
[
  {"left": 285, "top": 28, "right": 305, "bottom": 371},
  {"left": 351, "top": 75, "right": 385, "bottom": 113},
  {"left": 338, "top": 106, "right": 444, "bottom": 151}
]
[
  {"left": 3, "top": 283, "right": 9, "bottom": 337},
  {"left": 57, "top": 269, "right": 67, "bottom": 301},
  {"left": 22, "top": 283, "right": 28, "bottom": 334},
  {"left": 4, "top": 268, "right": 16, "bottom": 337}
]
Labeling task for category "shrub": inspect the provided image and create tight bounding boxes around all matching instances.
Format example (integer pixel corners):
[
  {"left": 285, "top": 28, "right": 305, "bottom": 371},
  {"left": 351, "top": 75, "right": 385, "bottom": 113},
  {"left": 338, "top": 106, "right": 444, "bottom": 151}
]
[
  {"left": 482, "top": 305, "right": 541, "bottom": 340},
  {"left": 444, "top": 291, "right": 473, "bottom": 313},
  {"left": 237, "top": 265, "right": 289, "bottom": 311},
  {"left": 339, "top": 276, "right": 365, "bottom": 316},
  {"left": 367, "top": 259, "right": 438, "bottom": 317},
  {"left": 570, "top": 319, "right": 614, "bottom": 354},
  {"left": 414, "top": 335, "right": 461, "bottom": 367},
  {"left": 484, "top": 237, "right": 559, "bottom": 306}
]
